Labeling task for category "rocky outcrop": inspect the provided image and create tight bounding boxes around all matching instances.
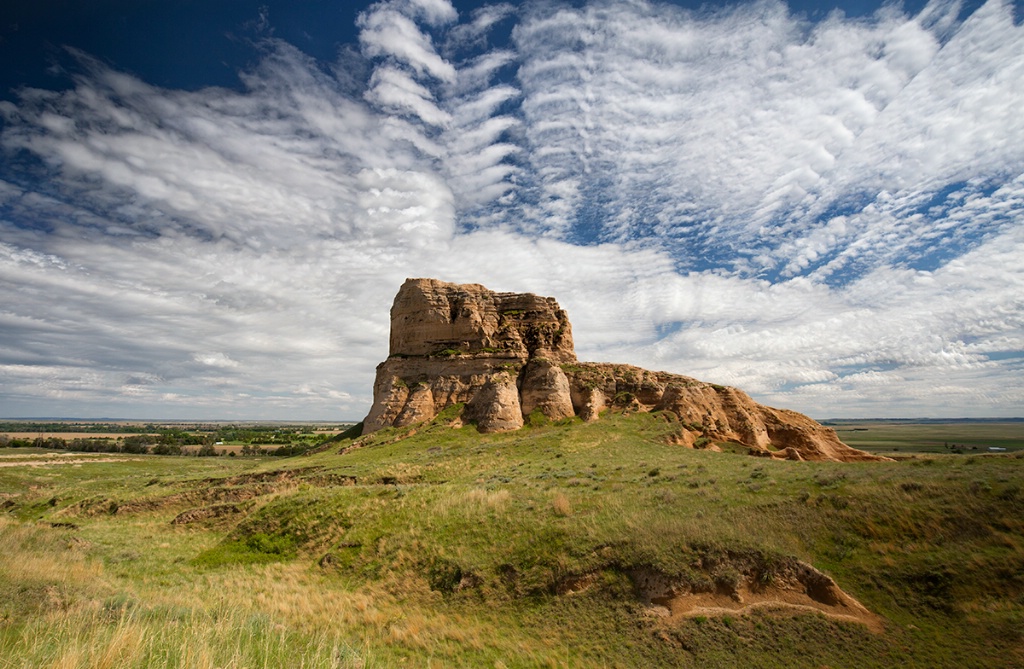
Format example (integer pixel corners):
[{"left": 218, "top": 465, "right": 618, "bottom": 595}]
[
  {"left": 386, "top": 278, "right": 574, "bottom": 362},
  {"left": 362, "top": 278, "right": 574, "bottom": 434},
  {"left": 363, "top": 278, "right": 884, "bottom": 462},
  {"left": 558, "top": 363, "right": 881, "bottom": 462}
]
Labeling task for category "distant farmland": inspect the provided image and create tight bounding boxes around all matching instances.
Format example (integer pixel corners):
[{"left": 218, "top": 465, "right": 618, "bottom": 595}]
[{"left": 828, "top": 419, "right": 1024, "bottom": 454}]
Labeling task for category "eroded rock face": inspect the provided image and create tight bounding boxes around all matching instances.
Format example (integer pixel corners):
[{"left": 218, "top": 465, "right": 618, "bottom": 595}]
[
  {"left": 518, "top": 359, "right": 575, "bottom": 422},
  {"left": 362, "top": 278, "right": 883, "bottom": 462},
  {"left": 558, "top": 363, "right": 882, "bottom": 462},
  {"left": 388, "top": 278, "right": 574, "bottom": 362}
]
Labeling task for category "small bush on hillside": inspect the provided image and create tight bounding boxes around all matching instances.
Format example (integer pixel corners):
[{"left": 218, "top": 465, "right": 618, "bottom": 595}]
[{"left": 526, "top": 409, "right": 549, "bottom": 428}]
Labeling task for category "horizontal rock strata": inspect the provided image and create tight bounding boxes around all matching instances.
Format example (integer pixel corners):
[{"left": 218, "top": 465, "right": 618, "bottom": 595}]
[{"left": 363, "top": 278, "right": 883, "bottom": 462}]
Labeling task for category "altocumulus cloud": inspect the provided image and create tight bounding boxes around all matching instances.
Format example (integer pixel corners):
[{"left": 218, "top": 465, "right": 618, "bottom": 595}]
[{"left": 0, "top": 0, "right": 1022, "bottom": 419}]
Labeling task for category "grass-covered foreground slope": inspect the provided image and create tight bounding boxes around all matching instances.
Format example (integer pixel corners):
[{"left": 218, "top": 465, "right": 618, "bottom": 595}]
[{"left": 2, "top": 412, "right": 1023, "bottom": 668}]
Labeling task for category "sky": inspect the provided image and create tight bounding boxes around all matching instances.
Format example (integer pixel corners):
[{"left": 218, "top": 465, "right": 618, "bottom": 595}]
[{"left": 0, "top": 0, "right": 1022, "bottom": 421}]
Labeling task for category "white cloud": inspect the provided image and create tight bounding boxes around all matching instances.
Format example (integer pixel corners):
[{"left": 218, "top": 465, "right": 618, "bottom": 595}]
[
  {"left": 405, "top": 0, "right": 459, "bottom": 26},
  {"left": 365, "top": 65, "right": 453, "bottom": 126},
  {"left": 193, "top": 352, "right": 239, "bottom": 369},
  {"left": 446, "top": 3, "right": 515, "bottom": 53},
  {"left": 358, "top": 4, "right": 457, "bottom": 82}
]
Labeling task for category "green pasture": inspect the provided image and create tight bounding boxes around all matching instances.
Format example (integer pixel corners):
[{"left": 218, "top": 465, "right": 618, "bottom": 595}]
[{"left": 1, "top": 414, "right": 1023, "bottom": 667}]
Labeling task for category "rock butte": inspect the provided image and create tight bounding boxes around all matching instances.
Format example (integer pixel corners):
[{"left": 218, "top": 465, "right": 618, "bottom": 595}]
[{"left": 364, "top": 278, "right": 885, "bottom": 463}]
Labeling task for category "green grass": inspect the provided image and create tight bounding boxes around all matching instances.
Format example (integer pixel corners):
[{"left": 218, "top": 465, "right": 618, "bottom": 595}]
[{"left": 1, "top": 414, "right": 1023, "bottom": 667}]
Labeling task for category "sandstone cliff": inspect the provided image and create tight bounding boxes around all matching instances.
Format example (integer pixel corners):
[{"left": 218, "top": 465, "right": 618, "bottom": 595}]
[{"left": 363, "top": 278, "right": 882, "bottom": 462}]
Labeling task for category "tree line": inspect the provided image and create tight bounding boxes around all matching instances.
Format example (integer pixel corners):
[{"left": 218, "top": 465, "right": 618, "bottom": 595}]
[{"left": 0, "top": 428, "right": 341, "bottom": 457}]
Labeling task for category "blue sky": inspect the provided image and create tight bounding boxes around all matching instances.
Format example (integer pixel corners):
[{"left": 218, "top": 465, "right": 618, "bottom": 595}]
[{"left": 1, "top": 0, "right": 1022, "bottom": 420}]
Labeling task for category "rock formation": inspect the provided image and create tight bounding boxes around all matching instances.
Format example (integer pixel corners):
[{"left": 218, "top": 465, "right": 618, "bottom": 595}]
[{"left": 363, "top": 278, "right": 883, "bottom": 462}]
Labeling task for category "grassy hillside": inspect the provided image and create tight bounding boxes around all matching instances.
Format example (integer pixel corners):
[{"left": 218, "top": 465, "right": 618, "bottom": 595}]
[{"left": 2, "top": 412, "right": 1023, "bottom": 667}]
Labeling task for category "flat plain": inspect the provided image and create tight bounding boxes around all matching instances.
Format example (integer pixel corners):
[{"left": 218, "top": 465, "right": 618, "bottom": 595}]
[
  {"left": 831, "top": 420, "right": 1024, "bottom": 454},
  {"left": 1, "top": 415, "right": 1022, "bottom": 667}
]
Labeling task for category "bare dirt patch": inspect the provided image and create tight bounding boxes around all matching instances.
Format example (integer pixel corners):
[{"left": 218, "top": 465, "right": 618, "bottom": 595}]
[
  {"left": 657, "top": 582, "right": 882, "bottom": 632},
  {"left": 171, "top": 503, "right": 244, "bottom": 525},
  {"left": 631, "top": 556, "right": 883, "bottom": 633}
]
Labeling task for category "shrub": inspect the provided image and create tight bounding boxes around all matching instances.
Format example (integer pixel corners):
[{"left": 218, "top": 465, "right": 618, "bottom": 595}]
[
  {"left": 526, "top": 409, "right": 549, "bottom": 428},
  {"left": 196, "top": 443, "right": 218, "bottom": 457},
  {"left": 152, "top": 443, "right": 182, "bottom": 456},
  {"left": 427, "top": 558, "right": 465, "bottom": 594}
]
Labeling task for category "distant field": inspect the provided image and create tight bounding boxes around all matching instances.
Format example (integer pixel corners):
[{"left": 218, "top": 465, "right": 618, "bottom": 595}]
[
  {"left": 1, "top": 422, "right": 354, "bottom": 456},
  {"left": 181, "top": 444, "right": 249, "bottom": 454},
  {"left": 0, "top": 451, "right": 143, "bottom": 461},
  {"left": 0, "top": 432, "right": 154, "bottom": 440},
  {"left": 0, "top": 454, "right": 145, "bottom": 468},
  {"left": 829, "top": 420, "right": 1024, "bottom": 454}
]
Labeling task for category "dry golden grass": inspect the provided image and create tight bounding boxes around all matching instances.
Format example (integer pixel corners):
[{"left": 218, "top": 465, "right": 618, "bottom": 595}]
[
  {"left": 0, "top": 517, "right": 104, "bottom": 586},
  {"left": 551, "top": 491, "right": 572, "bottom": 517},
  {"left": 432, "top": 487, "right": 512, "bottom": 522}
]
